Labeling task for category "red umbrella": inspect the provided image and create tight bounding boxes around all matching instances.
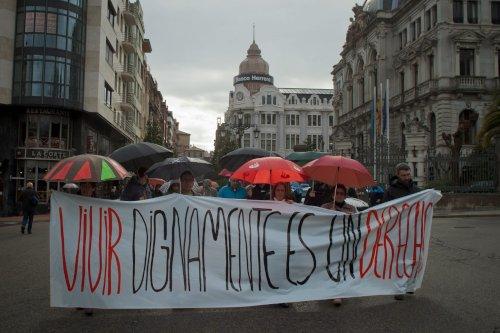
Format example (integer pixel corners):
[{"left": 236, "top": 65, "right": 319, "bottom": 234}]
[
  {"left": 218, "top": 168, "right": 233, "bottom": 177},
  {"left": 148, "top": 178, "right": 166, "bottom": 187},
  {"left": 43, "top": 154, "right": 129, "bottom": 183},
  {"left": 230, "top": 157, "right": 306, "bottom": 185},
  {"left": 302, "top": 155, "right": 374, "bottom": 188}
]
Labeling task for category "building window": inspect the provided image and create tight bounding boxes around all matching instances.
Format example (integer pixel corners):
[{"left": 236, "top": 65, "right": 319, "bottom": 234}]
[
  {"left": 262, "top": 96, "right": 265, "bottom": 105},
  {"left": 413, "top": 64, "right": 419, "bottom": 87},
  {"left": 273, "top": 96, "right": 277, "bottom": 105},
  {"left": 416, "top": 18, "right": 422, "bottom": 38},
  {"left": 289, "top": 95, "right": 296, "bottom": 104},
  {"left": 453, "top": 1, "right": 464, "bottom": 23},
  {"left": 307, "top": 114, "right": 322, "bottom": 127},
  {"left": 425, "top": 10, "right": 431, "bottom": 30},
  {"left": 467, "top": 1, "right": 478, "bottom": 23},
  {"left": 307, "top": 134, "right": 323, "bottom": 151},
  {"left": 260, "top": 133, "right": 276, "bottom": 151},
  {"left": 459, "top": 48, "right": 475, "bottom": 76},
  {"left": 261, "top": 113, "right": 276, "bottom": 125},
  {"left": 400, "top": 71, "right": 405, "bottom": 95},
  {"left": 492, "top": 2, "right": 500, "bottom": 24},
  {"left": 402, "top": 29, "right": 407, "bottom": 46},
  {"left": 20, "top": 114, "right": 70, "bottom": 149},
  {"left": 458, "top": 109, "right": 478, "bottom": 144},
  {"left": 105, "top": 39, "right": 114, "bottom": 66},
  {"left": 428, "top": 54, "right": 435, "bottom": 79},
  {"left": 107, "top": 1, "right": 116, "bottom": 27},
  {"left": 267, "top": 94, "right": 272, "bottom": 105},
  {"left": 285, "top": 134, "right": 300, "bottom": 150},
  {"left": 410, "top": 22, "right": 416, "bottom": 42},
  {"left": 243, "top": 113, "right": 251, "bottom": 126},
  {"left": 431, "top": 5, "right": 438, "bottom": 26},
  {"left": 243, "top": 133, "right": 251, "bottom": 148},
  {"left": 329, "top": 115, "right": 334, "bottom": 127},
  {"left": 285, "top": 114, "right": 300, "bottom": 126},
  {"left": 104, "top": 82, "right": 113, "bottom": 107}
]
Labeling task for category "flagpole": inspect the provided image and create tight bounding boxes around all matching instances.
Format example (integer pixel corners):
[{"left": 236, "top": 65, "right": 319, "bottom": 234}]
[
  {"left": 386, "top": 79, "right": 390, "bottom": 142},
  {"left": 373, "top": 85, "right": 377, "bottom": 182}
]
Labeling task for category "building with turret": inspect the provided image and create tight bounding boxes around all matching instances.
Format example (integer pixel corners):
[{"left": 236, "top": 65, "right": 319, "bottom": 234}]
[{"left": 221, "top": 40, "right": 334, "bottom": 156}]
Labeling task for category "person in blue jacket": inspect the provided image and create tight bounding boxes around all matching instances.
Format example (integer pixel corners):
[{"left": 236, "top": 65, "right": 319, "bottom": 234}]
[{"left": 218, "top": 179, "right": 247, "bottom": 199}]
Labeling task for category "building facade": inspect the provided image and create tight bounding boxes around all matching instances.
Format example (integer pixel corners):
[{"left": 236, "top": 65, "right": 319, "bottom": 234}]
[
  {"left": 222, "top": 41, "right": 334, "bottom": 156},
  {"left": 0, "top": 0, "right": 156, "bottom": 213},
  {"left": 332, "top": 0, "right": 500, "bottom": 185}
]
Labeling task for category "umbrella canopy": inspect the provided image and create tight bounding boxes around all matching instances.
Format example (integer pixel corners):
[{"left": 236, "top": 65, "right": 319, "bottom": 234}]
[
  {"left": 43, "top": 154, "right": 129, "bottom": 183},
  {"left": 345, "top": 197, "right": 369, "bottom": 209},
  {"left": 148, "top": 178, "right": 165, "bottom": 187},
  {"left": 302, "top": 155, "right": 375, "bottom": 188},
  {"left": 218, "top": 168, "right": 233, "bottom": 177},
  {"left": 285, "top": 151, "right": 328, "bottom": 166},
  {"left": 220, "top": 148, "right": 281, "bottom": 172},
  {"left": 230, "top": 157, "right": 306, "bottom": 185},
  {"left": 109, "top": 142, "right": 173, "bottom": 171},
  {"left": 62, "top": 183, "right": 79, "bottom": 189},
  {"left": 146, "top": 156, "right": 214, "bottom": 180}
]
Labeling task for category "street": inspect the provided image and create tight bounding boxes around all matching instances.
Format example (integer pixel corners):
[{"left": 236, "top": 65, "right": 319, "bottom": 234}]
[{"left": 0, "top": 216, "right": 498, "bottom": 333}]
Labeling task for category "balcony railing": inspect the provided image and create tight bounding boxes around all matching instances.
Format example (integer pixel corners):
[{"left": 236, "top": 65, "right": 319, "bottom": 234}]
[
  {"left": 124, "top": 1, "right": 144, "bottom": 30},
  {"left": 454, "top": 76, "right": 486, "bottom": 90}
]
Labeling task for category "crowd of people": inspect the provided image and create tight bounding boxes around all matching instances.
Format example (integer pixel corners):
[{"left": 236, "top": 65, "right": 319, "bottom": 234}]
[{"left": 18, "top": 162, "right": 420, "bottom": 314}]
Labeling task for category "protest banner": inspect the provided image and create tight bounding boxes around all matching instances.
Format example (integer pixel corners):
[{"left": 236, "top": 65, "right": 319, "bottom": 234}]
[{"left": 50, "top": 189, "right": 441, "bottom": 308}]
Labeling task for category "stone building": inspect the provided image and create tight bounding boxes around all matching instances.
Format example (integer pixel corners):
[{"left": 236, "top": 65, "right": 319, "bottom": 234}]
[
  {"left": 222, "top": 40, "right": 334, "bottom": 156},
  {"left": 0, "top": 0, "right": 156, "bottom": 212},
  {"left": 332, "top": 0, "right": 500, "bottom": 185}
]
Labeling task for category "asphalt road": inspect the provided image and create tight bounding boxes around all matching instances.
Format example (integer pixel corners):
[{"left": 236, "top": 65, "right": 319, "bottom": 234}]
[{"left": 0, "top": 216, "right": 499, "bottom": 333}]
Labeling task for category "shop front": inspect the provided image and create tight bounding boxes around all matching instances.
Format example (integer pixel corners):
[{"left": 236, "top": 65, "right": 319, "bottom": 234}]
[{"left": 14, "top": 109, "right": 74, "bottom": 205}]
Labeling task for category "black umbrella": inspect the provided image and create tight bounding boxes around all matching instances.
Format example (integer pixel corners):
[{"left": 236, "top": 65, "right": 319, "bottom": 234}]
[
  {"left": 109, "top": 142, "right": 173, "bottom": 172},
  {"left": 146, "top": 156, "right": 214, "bottom": 180},
  {"left": 219, "top": 148, "right": 281, "bottom": 172}
]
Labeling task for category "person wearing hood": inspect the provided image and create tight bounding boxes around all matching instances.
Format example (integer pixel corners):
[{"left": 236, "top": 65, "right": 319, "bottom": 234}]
[{"left": 383, "top": 163, "right": 420, "bottom": 203}]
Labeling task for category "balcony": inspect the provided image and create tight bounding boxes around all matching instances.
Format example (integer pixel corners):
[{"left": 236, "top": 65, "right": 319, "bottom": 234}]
[
  {"left": 454, "top": 76, "right": 486, "bottom": 91},
  {"left": 116, "top": 92, "right": 136, "bottom": 113},
  {"left": 404, "top": 87, "right": 415, "bottom": 102},
  {"left": 123, "top": 1, "right": 144, "bottom": 30},
  {"left": 121, "top": 32, "right": 139, "bottom": 53},
  {"left": 118, "top": 62, "right": 135, "bottom": 82}
]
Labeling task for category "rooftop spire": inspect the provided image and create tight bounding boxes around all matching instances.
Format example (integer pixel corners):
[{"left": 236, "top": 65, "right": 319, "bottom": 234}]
[{"left": 252, "top": 23, "right": 255, "bottom": 43}]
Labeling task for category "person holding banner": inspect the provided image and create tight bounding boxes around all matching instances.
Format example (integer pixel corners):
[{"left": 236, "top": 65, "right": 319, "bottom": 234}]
[
  {"left": 383, "top": 163, "right": 421, "bottom": 301},
  {"left": 322, "top": 183, "right": 357, "bottom": 306},
  {"left": 272, "top": 182, "right": 294, "bottom": 203},
  {"left": 383, "top": 163, "right": 420, "bottom": 203},
  {"left": 321, "top": 184, "right": 357, "bottom": 214},
  {"left": 179, "top": 171, "right": 198, "bottom": 196}
]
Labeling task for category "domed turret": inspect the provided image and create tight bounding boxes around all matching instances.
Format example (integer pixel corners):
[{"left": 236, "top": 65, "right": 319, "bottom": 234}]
[
  {"left": 239, "top": 41, "right": 269, "bottom": 75},
  {"left": 363, "top": 0, "right": 395, "bottom": 12}
]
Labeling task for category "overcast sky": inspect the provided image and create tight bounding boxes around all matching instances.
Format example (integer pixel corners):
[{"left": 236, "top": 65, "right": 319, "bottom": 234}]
[{"left": 142, "top": 0, "right": 358, "bottom": 151}]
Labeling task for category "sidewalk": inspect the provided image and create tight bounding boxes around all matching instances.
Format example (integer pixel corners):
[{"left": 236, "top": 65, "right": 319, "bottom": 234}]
[
  {"left": 433, "top": 209, "right": 500, "bottom": 218},
  {"left": 0, "top": 214, "right": 50, "bottom": 225}
]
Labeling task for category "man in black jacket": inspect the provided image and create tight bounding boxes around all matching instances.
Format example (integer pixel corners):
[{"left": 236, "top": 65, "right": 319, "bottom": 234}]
[
  {"left": 19, "top": 182, "right": 38, "bottom": 234},
  {"left": 383, "top": 163, "right": 420, "bottom": 202},
  {"left": 384, "top": 163, "right": 420, "bottom": 301}
]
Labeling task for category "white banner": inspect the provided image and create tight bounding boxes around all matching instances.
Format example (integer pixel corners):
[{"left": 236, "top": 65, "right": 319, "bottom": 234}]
[{"left": 50, "top": 189, "right": 442, "bottom": 309}]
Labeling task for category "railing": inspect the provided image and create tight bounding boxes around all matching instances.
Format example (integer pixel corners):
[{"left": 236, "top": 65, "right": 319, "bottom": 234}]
[
  {"left": 426, "top": 148, "right": 497, "bottom": 192},
  {"left": 404, "top": 87, "right": 415, "bottom": 101},
  {"left": 454, "top": 76, "right": 486, "bottom": 90},
  {"left": 391, "top": 94, "right": 401, "bottom": 107},
  {"left": 124, "top": 1, "right": 144, "bottom": 30}
]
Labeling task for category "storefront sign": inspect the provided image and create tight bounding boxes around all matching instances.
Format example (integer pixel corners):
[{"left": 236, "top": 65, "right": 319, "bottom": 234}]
[
  {"left": 16, "top": 148, "right": 72, "bottom": 161},
  {"left": 26, "top": 108, "right": 69, "bottom": 117},
  {"left": 234, "top": 74, "right": 274, "bottom": 85}
]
